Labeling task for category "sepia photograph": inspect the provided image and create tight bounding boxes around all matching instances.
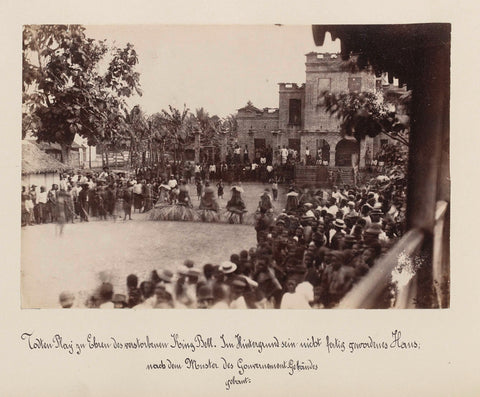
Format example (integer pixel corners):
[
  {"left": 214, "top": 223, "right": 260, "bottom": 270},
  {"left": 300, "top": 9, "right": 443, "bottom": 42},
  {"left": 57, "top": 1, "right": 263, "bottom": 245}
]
[{"left": 21, "top": 23, "right": 450, "bottom": 310}]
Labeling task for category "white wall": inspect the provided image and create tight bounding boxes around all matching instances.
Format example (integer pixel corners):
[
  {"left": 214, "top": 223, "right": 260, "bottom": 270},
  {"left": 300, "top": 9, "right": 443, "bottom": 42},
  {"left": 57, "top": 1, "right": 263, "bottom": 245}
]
[{"left": 21, "top": 172, "right": 61, "bottom": 191}]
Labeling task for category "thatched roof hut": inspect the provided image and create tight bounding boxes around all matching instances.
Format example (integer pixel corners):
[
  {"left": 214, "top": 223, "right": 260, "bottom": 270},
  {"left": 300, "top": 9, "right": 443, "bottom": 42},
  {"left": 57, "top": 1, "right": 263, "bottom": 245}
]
[{"left": 22, "top": 140, "right": 70, "bottom": 175}]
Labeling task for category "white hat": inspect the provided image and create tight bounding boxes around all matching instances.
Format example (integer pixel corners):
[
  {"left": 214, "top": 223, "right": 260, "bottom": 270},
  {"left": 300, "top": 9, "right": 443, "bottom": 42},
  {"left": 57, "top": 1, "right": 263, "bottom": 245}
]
[
  {"left": 303, "top": 210, "right": 315, "bottom": 218},
  {"left": 219, "top": 261, "right": 237, "bottom": 274}
]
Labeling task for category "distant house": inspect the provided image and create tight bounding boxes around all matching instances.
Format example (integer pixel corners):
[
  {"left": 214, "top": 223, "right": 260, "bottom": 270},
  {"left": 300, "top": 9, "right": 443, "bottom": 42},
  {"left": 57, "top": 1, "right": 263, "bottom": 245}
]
[
  {"left": 21, "top": 140, "right": 71, "bottom": 189},
  {"left": 36, "top": 141, "right": 86, "bottom": 167}
]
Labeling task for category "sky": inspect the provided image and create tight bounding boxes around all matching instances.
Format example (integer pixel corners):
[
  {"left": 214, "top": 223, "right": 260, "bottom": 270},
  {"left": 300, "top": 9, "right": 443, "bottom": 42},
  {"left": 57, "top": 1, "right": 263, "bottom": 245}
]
[{"left": 85, "top": 25, "right": 340, "bottom": 118}]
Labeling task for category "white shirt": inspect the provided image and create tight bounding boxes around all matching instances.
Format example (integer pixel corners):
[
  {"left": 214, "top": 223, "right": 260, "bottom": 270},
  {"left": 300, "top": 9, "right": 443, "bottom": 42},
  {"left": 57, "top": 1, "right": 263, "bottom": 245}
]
[
  {"left": 229, "top": 296, "right": 248, "bottom": 309},
  {"left": 133, "top": 183, "right": 143, "bottom": 194},
  {"left": 37, "top": 191, "right": 48, "bottom": 204},
  {"left": 280, "top": 290, "right": 313, "bottom": 309},
  {"left": 332, "top": 191, "right": 343, "bottom": 203},
  {"left": 71, "top": 186, "right": 81, "bottom": 199},
  {"left": 328, "top": 204, "right": 339, "bottom": 215}
]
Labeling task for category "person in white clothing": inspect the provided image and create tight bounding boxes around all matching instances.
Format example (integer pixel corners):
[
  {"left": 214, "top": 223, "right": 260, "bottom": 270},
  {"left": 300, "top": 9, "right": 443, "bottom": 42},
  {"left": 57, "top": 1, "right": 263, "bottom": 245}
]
[{"left": 280, "top": 281, "right": 314, "bottom": 309}]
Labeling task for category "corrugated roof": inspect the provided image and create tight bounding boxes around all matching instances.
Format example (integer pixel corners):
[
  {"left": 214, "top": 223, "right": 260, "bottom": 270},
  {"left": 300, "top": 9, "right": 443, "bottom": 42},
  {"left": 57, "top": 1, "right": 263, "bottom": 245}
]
[{"left": 22, "top": 140, "right": 71, "bottom": 175}]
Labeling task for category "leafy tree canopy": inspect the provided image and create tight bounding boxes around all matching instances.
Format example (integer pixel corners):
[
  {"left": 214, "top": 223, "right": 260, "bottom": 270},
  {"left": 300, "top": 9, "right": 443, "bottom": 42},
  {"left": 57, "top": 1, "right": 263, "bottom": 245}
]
[
  {"left": 320, "top": 90, "right": 410, "bottom": 146},
  {"left": 22, "top": 25, "right": 142, "bottom": 163}
]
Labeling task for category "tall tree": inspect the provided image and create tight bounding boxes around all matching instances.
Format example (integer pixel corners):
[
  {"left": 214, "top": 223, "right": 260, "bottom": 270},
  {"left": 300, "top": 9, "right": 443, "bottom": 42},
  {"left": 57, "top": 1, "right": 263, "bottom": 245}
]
[
  {"left": 22, "top": 25, "right": 141, "bottom": 165},
  {"left": 221, "top": 114, "right": 238, "bottom": 154},
  {"left": 122, "top": 105, "right": 148, "bottom": 168},
  {"left": 147, "top": 112, "right": 169, "bottom": 169},
  {"left": 193, "top": 108, "right": 222, "bottom": 146},
  {"left": 159, "top": 105, "right": 192, "bottom": 163}
]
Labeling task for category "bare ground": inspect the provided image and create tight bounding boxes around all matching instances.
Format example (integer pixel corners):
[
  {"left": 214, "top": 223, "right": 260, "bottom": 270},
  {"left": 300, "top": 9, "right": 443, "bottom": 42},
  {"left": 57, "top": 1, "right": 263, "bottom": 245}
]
[{"left": 21, "top": 182, "right": 287, "bottom": 308}]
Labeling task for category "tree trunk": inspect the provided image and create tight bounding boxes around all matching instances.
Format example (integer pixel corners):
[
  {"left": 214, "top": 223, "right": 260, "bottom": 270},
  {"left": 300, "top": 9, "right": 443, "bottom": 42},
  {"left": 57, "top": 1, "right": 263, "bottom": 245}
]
[
  {"left": 161, "top": 141, "right": 165, "bottom": 168},
  {"left": 194, "top": 132, "right": 200, "bottom": 163},
  {"left": 129, "top": 139, "right": 134, "bottom": 169},
  {"left": 60, "top": 143, "right": 72, "bottom": 167},
  {"left": 98, "top": 144, "right": 104, "bottom": 168}
]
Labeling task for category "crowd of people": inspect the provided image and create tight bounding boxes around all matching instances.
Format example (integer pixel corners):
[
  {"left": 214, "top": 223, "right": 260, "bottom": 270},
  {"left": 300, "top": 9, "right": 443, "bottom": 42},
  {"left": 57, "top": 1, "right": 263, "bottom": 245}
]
[
  {"left": 21, "top": 169, "right": 155, "bottom": 230},
  {"left": 21, "top": 165, "right": 278, "bottom": 228},
  {"left": 56, "top": 170, "right": 406, "bottom": 309}
]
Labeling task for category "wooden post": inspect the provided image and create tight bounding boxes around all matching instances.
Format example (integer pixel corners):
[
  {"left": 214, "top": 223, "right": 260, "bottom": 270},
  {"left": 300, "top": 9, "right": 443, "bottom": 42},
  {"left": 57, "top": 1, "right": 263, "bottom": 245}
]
[{"left": 406, "top": 39, "right": 450, "bottom": 308}]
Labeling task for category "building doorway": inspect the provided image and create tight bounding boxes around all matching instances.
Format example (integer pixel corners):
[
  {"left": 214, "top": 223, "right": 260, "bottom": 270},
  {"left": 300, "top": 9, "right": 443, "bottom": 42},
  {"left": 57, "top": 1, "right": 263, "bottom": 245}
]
[
  {"left": 335, "top": 139, "right": 360, "bottom": 166},
  {"left": 288, "top": 138, "right": 301, "bottom": 153},
  {"left": 316, "top": 139, "right": 330, "bottom": 164},
  {"left": 254, "top": 138, "right": 266, "bottom": 161}
]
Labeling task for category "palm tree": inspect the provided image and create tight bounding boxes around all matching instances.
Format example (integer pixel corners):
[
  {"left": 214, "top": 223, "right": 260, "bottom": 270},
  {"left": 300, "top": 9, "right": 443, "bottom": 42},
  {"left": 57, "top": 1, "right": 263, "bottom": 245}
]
[
  {"left": 222, "top": 114, "right": 238, "bottom": 156},
  {"left": 159, "top": 104, "right": 192, "bottom": 164},
  {"left": 123, "top": 105, "right": 148, "bottom": 168},
  {"left": 191, "top": 108, "right": 224, "bottom": 162}
]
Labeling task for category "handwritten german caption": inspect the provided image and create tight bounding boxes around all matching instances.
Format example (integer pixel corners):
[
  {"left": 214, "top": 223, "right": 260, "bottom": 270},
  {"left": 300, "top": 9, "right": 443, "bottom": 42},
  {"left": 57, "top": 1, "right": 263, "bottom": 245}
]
[{"left": 21, "top": 330, "right": 420, "bottom": 390}]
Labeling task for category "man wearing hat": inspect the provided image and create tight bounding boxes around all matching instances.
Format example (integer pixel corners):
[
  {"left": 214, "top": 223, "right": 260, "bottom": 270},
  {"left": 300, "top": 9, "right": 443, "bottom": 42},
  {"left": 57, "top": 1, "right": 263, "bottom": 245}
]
[
  {"left": 365, "top": 223, "right": 388, "bottom": 244},
  {"left": 369, "top": 204, "right": 384, "bottom": 225},
  {"left": 229, "top": 278, "right": 249, "bottom": 309},
  {"left": 329, "top": 219, "right": 346, "bottom": 249},
  {"left": 360, "top": 204, "right": 373, "bottom": 228},
  {"left": 219, "top": 261, "right": 238, "bottom": 287}
]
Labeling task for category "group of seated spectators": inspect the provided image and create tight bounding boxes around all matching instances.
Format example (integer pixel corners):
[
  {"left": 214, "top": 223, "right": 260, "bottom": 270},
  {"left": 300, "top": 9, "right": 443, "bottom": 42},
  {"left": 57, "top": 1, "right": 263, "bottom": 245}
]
[{"left": 58, "top": 174, "right": 406, "bottom": 309}]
